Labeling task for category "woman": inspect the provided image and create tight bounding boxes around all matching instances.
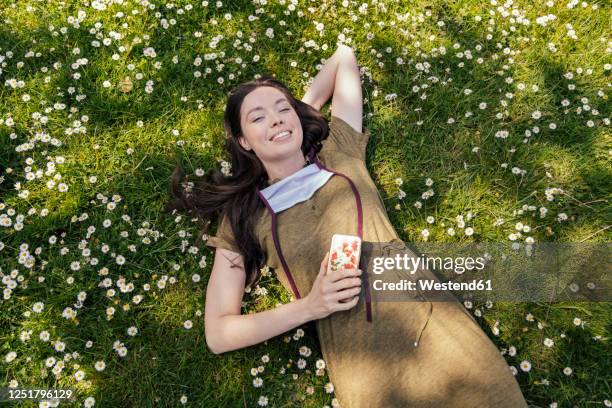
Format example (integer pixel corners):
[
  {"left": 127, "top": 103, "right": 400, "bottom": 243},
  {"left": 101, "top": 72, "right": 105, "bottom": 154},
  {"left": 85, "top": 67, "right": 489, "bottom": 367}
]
[{"left": 168, "top": 45, "right": 528, "bottom": 407}]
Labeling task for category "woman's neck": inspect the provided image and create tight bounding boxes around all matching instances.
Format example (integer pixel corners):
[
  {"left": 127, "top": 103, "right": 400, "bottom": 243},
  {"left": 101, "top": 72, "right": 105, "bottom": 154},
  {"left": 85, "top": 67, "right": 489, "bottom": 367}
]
[{"left": 265, "top": 153, "right": 308, "bottom": 183}]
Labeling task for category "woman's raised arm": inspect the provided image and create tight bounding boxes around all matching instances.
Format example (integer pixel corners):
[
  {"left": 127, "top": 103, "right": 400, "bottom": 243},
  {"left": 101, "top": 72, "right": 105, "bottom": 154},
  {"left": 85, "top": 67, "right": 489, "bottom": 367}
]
[{"left": 301, "top": 44, "right": 363, "bottom": 133}]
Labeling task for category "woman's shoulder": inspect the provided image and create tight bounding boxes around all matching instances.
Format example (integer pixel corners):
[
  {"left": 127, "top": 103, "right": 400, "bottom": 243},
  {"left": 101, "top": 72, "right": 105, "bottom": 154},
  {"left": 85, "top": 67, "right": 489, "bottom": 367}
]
[
  {"left": 321, "top": 115, "right": 371, "bottom": 162},
  {"left": 330, "top": 114, "right": 365, "bottom": 134},
  {"left": 251, "top": 207, "right": 274, "bottom": 247}
]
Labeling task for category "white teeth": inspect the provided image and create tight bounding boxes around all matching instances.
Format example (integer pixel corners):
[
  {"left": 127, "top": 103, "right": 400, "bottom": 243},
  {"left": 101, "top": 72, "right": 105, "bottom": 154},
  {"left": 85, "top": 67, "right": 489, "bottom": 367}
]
[{"left": 271, "top": 131, "right": 290, "bottom": 141}]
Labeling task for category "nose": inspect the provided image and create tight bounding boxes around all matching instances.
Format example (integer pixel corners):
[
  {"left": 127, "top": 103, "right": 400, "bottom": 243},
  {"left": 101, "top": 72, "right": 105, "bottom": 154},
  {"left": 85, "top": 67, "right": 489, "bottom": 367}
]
[{"left": 269, "top": 111, "right": 283, "bottom": 127}]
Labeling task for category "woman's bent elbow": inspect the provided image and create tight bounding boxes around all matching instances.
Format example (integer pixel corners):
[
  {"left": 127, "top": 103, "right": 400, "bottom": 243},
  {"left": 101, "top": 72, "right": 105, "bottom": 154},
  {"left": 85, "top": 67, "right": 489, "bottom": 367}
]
[
  {"left": 205, "top": 334, "right": 225, "bottom": 355},
  {"left": 205, "top": 315, "right": 241, "bottom": 354},
  {"left": 205, "top": 322, "right": 234, "bottom": 354},
  {"left": 207, "top": 343, "right": 223, "bottom": 355},
  {"left": 204, "top": 324, "right": 223, "bottom": 354}
]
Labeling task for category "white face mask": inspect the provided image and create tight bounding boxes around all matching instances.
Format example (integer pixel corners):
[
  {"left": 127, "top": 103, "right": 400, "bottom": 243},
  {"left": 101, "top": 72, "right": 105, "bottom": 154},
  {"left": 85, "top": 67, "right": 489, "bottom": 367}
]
[{"left": 258, "top": 163, "right": 334, "bottom": 213}]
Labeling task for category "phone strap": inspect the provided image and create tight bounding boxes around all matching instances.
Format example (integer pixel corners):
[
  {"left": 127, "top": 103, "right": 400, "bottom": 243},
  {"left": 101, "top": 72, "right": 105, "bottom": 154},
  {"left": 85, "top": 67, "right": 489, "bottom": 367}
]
[{"left": 256, "top": 153, "right": 372, "bottom": 322}]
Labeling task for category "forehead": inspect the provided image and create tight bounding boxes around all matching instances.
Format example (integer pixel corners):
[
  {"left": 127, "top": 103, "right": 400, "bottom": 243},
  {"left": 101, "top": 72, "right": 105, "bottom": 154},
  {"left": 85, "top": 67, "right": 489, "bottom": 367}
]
[{"left": 241, "top": 87, "right": 289, "bottom": 117}]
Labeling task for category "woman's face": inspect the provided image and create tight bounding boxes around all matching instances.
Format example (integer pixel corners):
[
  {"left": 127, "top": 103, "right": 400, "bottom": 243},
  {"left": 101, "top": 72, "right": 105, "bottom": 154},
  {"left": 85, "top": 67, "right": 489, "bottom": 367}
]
[{"left": 238, "top": 86, "right": 304, "bottom": 162}]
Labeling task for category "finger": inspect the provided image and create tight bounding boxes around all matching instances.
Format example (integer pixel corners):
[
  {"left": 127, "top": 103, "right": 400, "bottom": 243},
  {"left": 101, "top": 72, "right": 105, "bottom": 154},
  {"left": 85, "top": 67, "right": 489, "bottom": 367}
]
[
  {"left": 328, "top": 276, "right": 362, "bottom": 292},
  {"left": 320, "top": 252, "right": 330, "bottom": 269},
  {"left": 337, "top": 295, "right": 360, "bottom": 310},
  {"left": 318, "top": 252, "right": 330, "bottom": 276},
  {"left": 333, "top": 286, "right": 361, "bottom": 302},
  {"left": 328, "top": 268, "right": 362, "bottom": 283}
]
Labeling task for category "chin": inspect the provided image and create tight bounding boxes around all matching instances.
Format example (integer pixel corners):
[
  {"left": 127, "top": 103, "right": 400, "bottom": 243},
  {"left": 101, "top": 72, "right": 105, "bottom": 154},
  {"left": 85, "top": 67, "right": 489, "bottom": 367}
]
[{"left": 269, "top": 143, "right": 303, "bottom": 160}]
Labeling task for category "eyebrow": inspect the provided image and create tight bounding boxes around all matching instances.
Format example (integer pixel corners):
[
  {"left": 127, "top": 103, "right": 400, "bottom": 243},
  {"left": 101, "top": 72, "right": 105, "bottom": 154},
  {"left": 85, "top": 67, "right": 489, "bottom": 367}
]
[{"left": 245, "top": 98, "right": 288, "bottom": 117}]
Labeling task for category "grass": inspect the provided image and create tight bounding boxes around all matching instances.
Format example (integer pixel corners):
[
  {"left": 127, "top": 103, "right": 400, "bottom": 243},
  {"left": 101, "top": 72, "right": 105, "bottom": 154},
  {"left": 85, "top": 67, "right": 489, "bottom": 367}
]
[{"left": 0, "top": 0, "right": 610, "bottom": 407}]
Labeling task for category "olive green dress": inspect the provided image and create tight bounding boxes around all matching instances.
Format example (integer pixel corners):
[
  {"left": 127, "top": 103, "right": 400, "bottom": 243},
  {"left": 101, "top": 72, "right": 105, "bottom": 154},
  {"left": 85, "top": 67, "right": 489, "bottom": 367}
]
[{"left": 206, "top": 116, "right": 528, "bottom": 407}]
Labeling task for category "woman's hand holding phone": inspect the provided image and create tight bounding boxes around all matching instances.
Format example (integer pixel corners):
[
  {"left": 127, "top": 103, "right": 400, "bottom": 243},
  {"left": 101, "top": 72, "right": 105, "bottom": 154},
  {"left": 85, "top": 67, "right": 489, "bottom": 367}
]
[{"left": 302, "top": 252, "right": 362, "bottom": 321}]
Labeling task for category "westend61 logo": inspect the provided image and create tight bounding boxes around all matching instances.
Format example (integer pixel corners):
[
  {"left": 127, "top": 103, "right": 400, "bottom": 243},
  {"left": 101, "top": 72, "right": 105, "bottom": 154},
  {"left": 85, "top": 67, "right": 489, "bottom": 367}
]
[
  {"left": 360, "top": 242, "right": 610, "bottom": 302},
  {"left": 372, "top": 277, "right": 493, "bottom": 292}
]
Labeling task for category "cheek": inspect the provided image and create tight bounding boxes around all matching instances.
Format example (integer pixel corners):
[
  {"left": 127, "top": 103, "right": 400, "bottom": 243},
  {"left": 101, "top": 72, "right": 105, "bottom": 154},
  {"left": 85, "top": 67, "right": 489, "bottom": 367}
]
[
  {"left": 245, "top": 126, "right": 265, "bottom": 144},
  {"left": 291, "top": 113, "right": 301, "bottom": 125},
  {"left": 295, "top": 131, "right": 305, "bottom": 147}
]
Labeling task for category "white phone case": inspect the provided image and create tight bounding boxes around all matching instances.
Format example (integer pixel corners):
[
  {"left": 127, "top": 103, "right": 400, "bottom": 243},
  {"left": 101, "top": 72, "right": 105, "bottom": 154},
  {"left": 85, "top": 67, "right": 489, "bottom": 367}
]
[{"left": 326, "top": 234, "right": 362, "bottom": 275}]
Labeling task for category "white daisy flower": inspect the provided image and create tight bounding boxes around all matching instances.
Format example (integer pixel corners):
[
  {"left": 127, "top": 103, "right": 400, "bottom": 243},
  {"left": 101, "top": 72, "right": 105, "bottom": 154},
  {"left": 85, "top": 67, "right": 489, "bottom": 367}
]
[
  {"left": 33, "top": 302, "right": 44, "bottom": 313},
  {"left": 54, "top": 341, "right": 65, "bottom": 352},
  {"left": 520, "top": 360, "right": 532, "bottom": 372},
  {"left": 297, "top": 358, "right": 307, "bottom": 369},
  {"left": 74, "top": 370, "right": 85, "bottom": 381},
  {"left": 5, "top": 351, "right": 17, "bottom": 363}
]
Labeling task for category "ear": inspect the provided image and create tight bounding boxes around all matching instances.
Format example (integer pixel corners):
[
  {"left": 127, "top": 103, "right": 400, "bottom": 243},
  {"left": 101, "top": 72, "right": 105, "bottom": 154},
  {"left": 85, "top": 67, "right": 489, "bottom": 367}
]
[{"left": 238, "top": 134, "right": 252, "bottom": 151}]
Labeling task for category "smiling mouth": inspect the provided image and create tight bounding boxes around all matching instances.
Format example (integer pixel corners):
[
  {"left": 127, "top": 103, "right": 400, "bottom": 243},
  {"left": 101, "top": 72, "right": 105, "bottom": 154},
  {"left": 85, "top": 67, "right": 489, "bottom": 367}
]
[{"left": 269, "top": 130, "right": 292, "bottom": 142}]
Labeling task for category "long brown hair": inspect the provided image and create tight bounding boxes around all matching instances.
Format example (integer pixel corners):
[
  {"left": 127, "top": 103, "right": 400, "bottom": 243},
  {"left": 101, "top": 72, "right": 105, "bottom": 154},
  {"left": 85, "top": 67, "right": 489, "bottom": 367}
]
[{"left": 166, "top": 76, "right": 330, "bottom": 287}]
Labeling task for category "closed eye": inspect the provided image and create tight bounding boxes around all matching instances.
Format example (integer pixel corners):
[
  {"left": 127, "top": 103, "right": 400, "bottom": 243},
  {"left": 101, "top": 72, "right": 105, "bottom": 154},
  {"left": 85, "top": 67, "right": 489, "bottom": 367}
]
[{"left": 253, "top": 108, "right": 291, "bottom": 122}]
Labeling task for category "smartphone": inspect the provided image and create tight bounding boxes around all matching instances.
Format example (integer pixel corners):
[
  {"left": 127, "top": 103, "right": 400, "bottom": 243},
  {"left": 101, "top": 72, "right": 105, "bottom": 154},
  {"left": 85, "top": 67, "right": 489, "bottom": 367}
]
[{"left": 326, "top": 234, "right": 362, "bottom": 275}]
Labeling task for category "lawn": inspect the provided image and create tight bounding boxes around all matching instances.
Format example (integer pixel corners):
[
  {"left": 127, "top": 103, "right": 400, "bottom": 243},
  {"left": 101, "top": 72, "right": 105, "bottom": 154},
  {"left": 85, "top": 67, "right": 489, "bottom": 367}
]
[{"left": 0, "top": 0, "right": 610, "bottom": 407}]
